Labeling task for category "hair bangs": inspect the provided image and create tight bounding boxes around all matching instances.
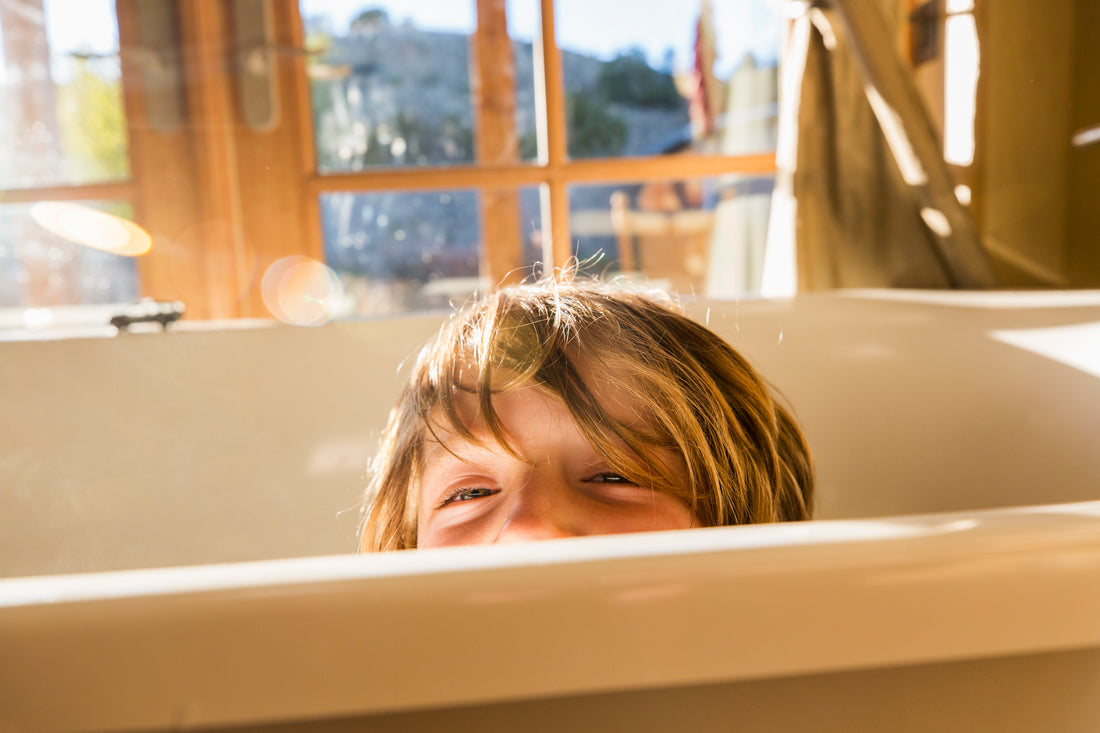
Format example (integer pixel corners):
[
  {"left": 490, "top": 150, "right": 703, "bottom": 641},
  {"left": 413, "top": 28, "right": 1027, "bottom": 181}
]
[{"left": 360, "top": 274, "right": 815, "bottom": 552}]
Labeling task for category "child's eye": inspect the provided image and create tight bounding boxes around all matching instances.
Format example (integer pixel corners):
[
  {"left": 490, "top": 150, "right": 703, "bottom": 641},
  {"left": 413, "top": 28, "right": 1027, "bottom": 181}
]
[
  {"left": 437, "top": 486, "right": 500, "bottom": 508},
  {"left": 584, "top": 472, "right": 635, "bottom": 485}
]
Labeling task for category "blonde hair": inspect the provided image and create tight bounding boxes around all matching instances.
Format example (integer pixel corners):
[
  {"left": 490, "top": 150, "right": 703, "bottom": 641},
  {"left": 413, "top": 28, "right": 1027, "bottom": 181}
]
[{"left": 360, "top": 276, "right": 813, "bottom": 551}]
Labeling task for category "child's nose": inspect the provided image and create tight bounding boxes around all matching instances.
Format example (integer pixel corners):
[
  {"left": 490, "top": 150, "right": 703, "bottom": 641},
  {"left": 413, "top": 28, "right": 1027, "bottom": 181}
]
[{"left": 492, "top": 476, "right": 581, "bottom": 544}]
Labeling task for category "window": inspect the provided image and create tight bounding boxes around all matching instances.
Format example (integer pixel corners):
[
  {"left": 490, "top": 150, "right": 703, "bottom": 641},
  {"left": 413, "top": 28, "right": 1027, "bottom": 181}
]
[
  {"left": 1, "top": 0, "right": 783, "bottom": 332},
  {"left": 301, "top": 0, "right": 782, "bottom": 318},
  {"left": 0, "top": 0, "right": 138, "bottom": 317}
]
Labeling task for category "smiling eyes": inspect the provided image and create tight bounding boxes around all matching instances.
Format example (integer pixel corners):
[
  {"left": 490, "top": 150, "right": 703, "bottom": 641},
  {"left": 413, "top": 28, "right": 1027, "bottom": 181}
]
[
  {"left": 434, "top": 472, "right": 637, "bottom": 509},
  {"left": 436, "top": 486, "right": 500, "bottom": 508},
  {"left": 586, "top": 472, "right": 633, "bottom": 484}
]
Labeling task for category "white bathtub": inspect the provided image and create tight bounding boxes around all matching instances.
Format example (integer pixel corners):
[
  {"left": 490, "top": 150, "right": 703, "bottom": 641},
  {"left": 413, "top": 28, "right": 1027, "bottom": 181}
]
[{"left": 2, "top": 290, "right": 1100, "bottom": 731}]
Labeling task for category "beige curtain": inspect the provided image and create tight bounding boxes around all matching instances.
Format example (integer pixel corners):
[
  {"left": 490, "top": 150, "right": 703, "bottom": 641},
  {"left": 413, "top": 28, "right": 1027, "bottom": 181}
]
[{"left": 793, "top": 6, "right": 953, "bottom": 290}]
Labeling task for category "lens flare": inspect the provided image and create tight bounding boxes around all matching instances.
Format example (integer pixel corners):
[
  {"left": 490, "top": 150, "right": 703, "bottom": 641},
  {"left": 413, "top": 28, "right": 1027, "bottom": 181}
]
[
  {"left": 28, "top": 202, "right": 152, "bottom": 256},
  {"left": 261, "top": 255, "right": 344, "bottom": 326}
]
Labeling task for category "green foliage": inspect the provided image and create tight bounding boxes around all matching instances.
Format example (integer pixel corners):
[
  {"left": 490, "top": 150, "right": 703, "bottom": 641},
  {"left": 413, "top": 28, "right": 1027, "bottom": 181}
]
[
  {"left": 307, "top": 32, "right": 681, "bottom": 167},
  {"left": 351, "top": 9, "right": 389, "bottom": 30},
  {"left": 566, "top": 93, "right": 627, "bottom": 158},
  {"left": 304, "top": 29, "right": 333, "bottom": 59},
  {"left": 596, "top": 48, "right": 682, "bottom": 109},
  {"left": 56, "top": 62, "right": 129, "bottom": 182},
  {"left": 563, "top": 47, "right": 683, "bottom": 157}
]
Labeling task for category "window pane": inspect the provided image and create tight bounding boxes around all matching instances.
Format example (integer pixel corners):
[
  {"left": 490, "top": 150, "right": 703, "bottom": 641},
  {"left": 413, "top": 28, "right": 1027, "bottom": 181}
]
[
  {"left": 301, "top": 0, "right": 538, "bottom": 172},
  {"left": 507, "top": 0, "right": 539, "bottom": 162},
  {"left": 321, "top": 188, "right": 481, "bottom": 314},
  {"left": 519, "top": 185, "right": 545, "bottom": 270},
  {"left": 0, "top": 200, "right": 140, "bottom": 309},
  {"left": 569, "top": 175, "right": 775, "bottom": 297},
  {"left": 0, "top": 0, "right": 130, "bottom": 188},
  {"left": 555, "top": 0, "right": 781, "bottom": 159},
  {"left": 320, "top": 185, "right": 544, "bottom": 317}
]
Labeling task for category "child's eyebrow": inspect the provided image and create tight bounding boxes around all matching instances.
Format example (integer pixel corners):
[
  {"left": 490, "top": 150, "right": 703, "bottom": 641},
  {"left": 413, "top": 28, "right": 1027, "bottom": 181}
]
[
  {"left": 423, "top": 430, "right": 555, "bottom": 473},
  {"left": 422, "top": 436, "right": 463, "bottom": 464},
  {"left": 422, "top": 435, "right": 498, "bottom": 467}
]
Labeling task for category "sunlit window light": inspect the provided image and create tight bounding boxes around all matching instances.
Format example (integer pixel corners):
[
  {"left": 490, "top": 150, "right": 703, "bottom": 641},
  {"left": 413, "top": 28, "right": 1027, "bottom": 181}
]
[
  {"left": 761, "top": 193, "right": 797, "bottom": 297},
  {"left": 945, "top": 0, "right": 975, "bottom": 14},
  {"left": 944, "top": 10, "right": 979, "bottom": 166},
  {"left": 864, "top": 86, "right": 927, "bottom": 186}
]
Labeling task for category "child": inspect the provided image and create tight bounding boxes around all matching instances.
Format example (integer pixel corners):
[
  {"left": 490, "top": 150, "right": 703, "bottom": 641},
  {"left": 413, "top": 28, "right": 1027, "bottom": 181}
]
[{"left": 360, "top": 276, "right": 813, "bottom": 551}]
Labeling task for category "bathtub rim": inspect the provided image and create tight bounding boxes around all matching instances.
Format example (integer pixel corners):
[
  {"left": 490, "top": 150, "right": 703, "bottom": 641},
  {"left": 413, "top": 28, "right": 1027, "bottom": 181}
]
[{"left": 2, "top": 499, "right": 1100, "bottom": 732}]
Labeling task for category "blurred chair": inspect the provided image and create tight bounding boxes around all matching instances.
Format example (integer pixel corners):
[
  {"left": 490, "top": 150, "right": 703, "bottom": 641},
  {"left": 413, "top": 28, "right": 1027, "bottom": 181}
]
[{"left": 609, "top": 190, "right": 715, "bottom": 294}]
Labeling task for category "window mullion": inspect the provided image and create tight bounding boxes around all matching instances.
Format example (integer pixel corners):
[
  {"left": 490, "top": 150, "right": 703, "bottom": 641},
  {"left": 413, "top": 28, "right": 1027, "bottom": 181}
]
[
  {"left": 535, "top": 0, "right": 571, "bottom": 267},
  {"left": 0, "top": 182, "right": 136, "bottom": 204},
  {"left": 177, "top": 0, "right": 255, "bottom": 318},
  {"left": 116, "top": 0, "right": 213, "bottom": 316},
  {"left": 473, "top": 0, "right": 523, "bottom": 285},
  {"left": 230, "top": 0, "right": 321, "bottom": 317},
  {"left": 306, "top": 153, "right": 776, "bottom": 194}
]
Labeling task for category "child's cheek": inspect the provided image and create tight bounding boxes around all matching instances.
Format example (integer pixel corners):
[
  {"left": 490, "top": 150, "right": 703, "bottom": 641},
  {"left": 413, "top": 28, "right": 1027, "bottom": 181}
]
[
  {"left": 418, "top": 504, "right": 501, "bottom": 548},
  {"left": 591, "top": 495, "right": 697, "bottom": 535},
  {"left": 419, "top": 518, "right": 490, "bottom": 548}
]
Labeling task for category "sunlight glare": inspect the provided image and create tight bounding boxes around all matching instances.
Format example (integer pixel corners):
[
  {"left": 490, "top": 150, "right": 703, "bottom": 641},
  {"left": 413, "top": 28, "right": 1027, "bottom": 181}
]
[
  {"left": 28, "top": 202, "right": 151, "bottom": 256},
  {"left": 919, "top": 207, "right": 952, "bottom": 238},
  {"left": 991, "top": 322, "right": 1100, "bottom": 380},
  {"left": 261, "top": 256, "right": 344, "bottom": 326}
]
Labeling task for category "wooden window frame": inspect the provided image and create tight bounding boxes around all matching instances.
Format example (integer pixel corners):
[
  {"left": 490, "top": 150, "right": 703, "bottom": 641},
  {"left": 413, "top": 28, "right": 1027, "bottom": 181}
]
[
  {"left": 300, "top": 0, "right": 778, "bottom": 278},
  {"left": 7, "top": 0, "right": 779, "bottom": 320}
]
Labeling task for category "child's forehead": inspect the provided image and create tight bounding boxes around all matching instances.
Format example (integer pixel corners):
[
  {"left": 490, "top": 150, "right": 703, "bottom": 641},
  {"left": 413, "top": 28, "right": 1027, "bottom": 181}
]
[
  {"left": 422, "top": 429, "right": 508, "bottom": 464},
  {"left": 428, "top": 358, "right": 654, "bottom": 441},
  {"left": 421, "top": 385, "right": 587, "bottom": 461},
  {"left": 430, "top": 383, "right": 563, "bottom": 431},
  {"left": 569, "top": 355, "right": 653, "bottom": 427}
]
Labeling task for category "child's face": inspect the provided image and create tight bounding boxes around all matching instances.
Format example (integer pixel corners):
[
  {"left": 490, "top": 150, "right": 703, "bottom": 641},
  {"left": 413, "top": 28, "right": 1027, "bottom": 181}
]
[{"left": 417, "top": 384, "right": 697, "bottom": 548}]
